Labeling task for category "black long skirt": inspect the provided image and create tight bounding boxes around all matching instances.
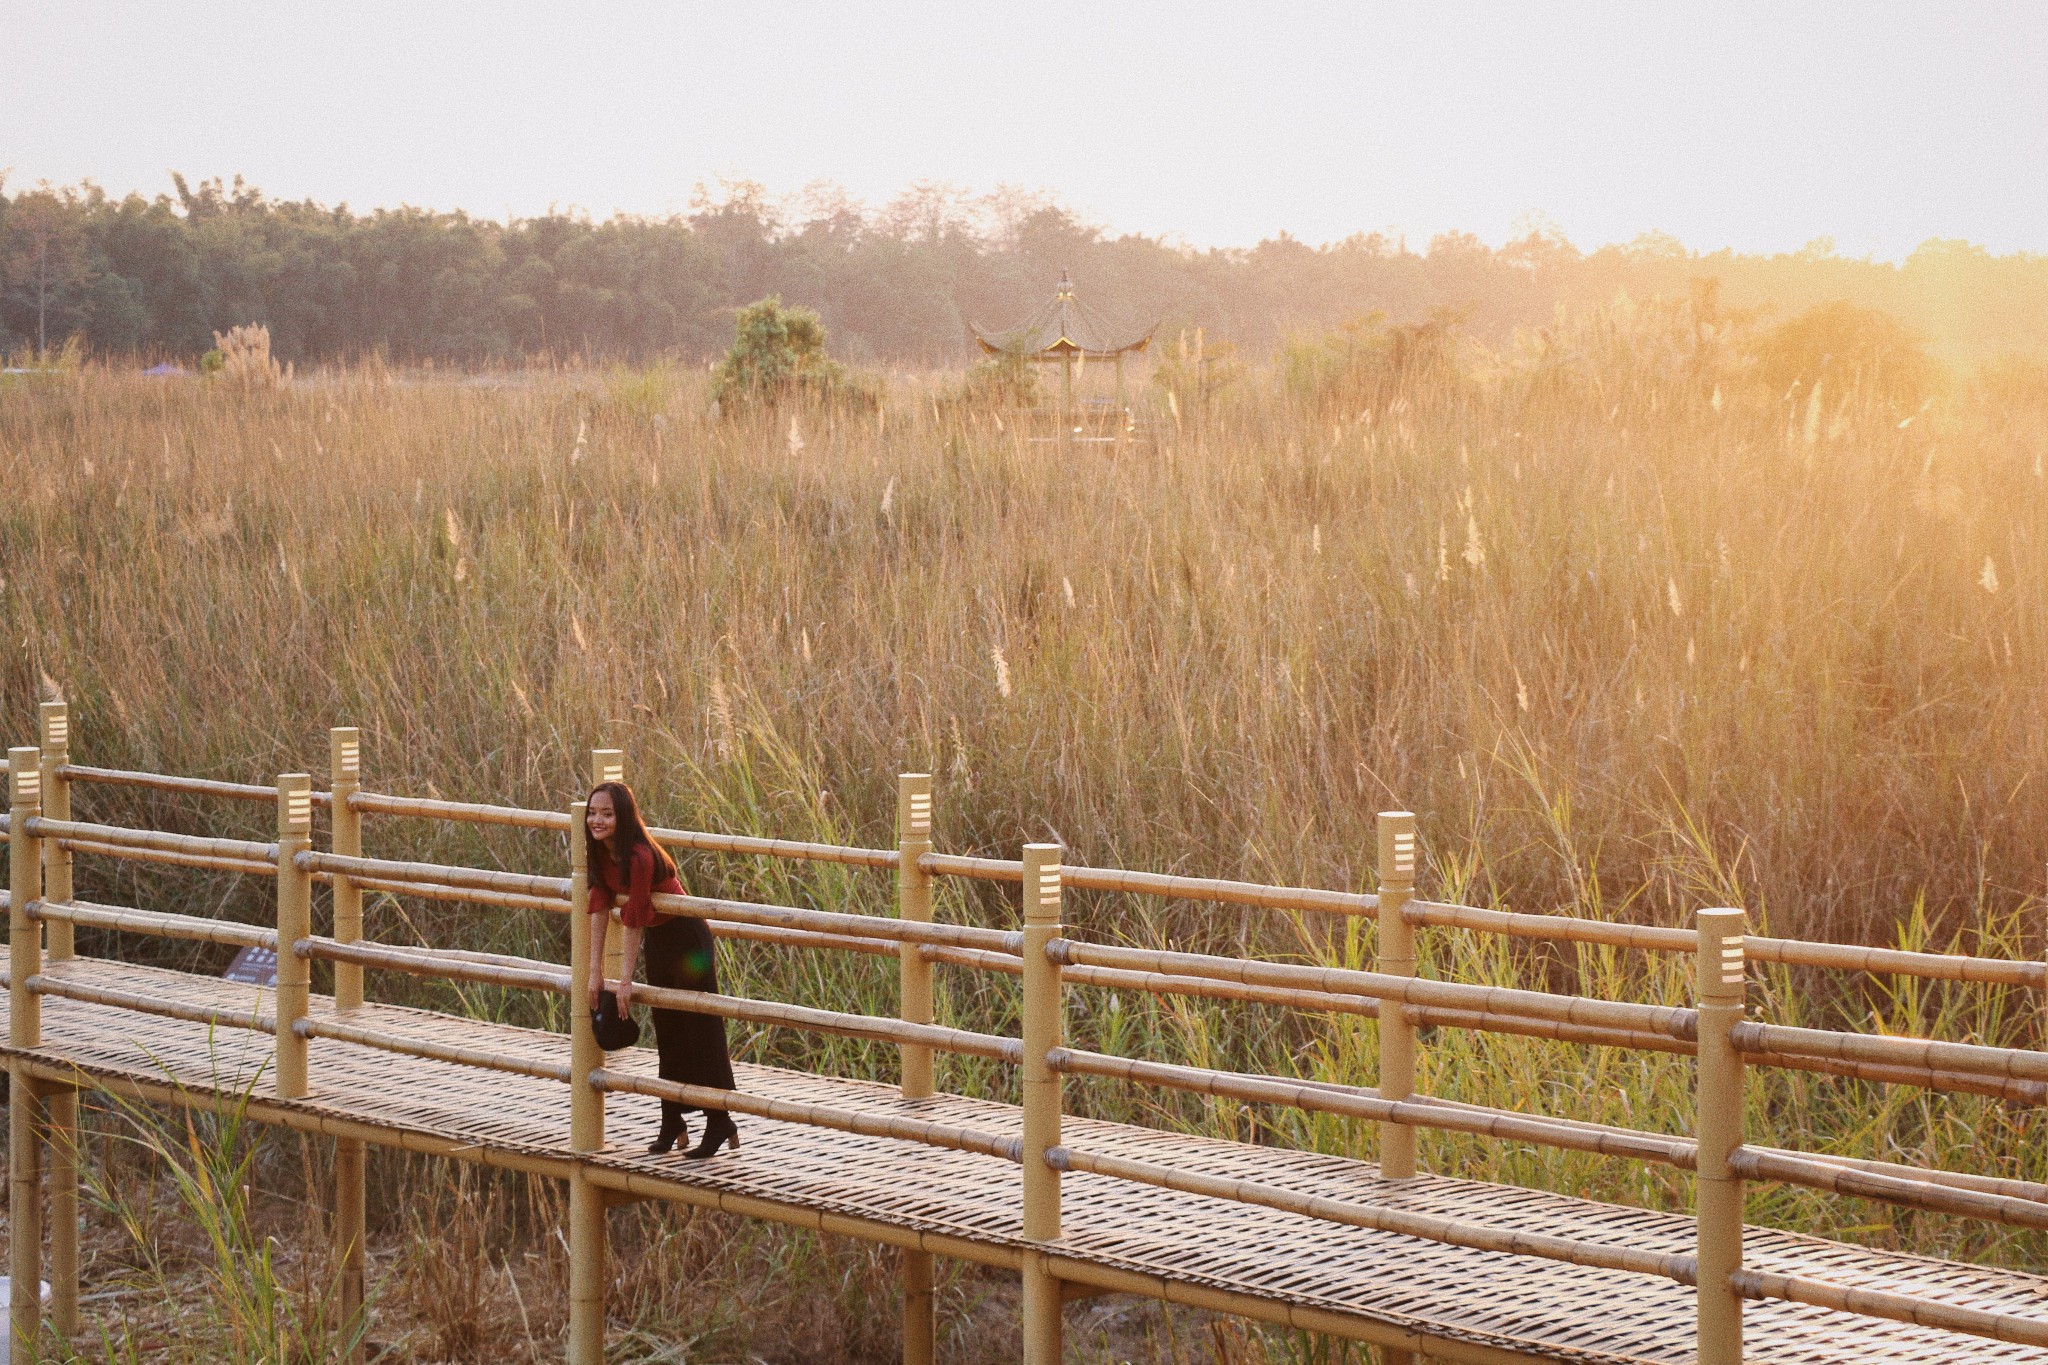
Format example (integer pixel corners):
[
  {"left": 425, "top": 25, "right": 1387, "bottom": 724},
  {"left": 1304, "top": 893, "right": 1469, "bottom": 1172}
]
[{"left": 643, "top": 913, "right": 736, "bottom": 1115}]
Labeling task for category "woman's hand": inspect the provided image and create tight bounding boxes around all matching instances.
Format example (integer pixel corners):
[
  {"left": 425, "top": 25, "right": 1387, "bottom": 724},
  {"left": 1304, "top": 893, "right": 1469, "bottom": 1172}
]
[
  {"left": 615, "top": 977, "right": 634, "bottom": 1012},
  {"left": 587, "top": 973, "right": 604, "bottom": 1013}
]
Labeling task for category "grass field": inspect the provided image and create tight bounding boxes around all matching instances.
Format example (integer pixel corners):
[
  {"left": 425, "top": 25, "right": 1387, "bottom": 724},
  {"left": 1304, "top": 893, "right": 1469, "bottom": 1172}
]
[{"left": 5, "top": 304, "right": 2048, "bottom": 1360}]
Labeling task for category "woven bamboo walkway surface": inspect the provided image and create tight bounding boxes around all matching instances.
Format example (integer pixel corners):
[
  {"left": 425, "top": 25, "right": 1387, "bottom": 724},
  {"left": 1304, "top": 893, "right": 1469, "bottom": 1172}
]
[{"left": 7, "top": 956, "right": 2048, "bottom": 1365}]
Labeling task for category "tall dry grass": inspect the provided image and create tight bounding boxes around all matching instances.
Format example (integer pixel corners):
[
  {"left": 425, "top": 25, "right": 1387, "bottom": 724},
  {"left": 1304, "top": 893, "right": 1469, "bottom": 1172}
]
[{"left": 6, "top": 303, "right": 2048, "bottom": 1354}]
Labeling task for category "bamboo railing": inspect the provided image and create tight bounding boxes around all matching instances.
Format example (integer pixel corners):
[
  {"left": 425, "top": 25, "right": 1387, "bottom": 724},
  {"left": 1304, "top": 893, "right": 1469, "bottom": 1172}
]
[{"left": 9, "top": 705, "right": 2048, "bottom": 1365}]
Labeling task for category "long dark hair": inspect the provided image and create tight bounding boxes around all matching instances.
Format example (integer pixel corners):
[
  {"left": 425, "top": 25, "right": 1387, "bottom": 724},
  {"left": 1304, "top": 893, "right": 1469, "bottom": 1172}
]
[{"left": 584, "top": 780, "right": 677, "bottom": 882}]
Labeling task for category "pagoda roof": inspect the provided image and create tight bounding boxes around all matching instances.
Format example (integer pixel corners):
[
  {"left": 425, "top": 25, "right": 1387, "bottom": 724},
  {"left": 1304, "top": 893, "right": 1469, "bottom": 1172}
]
[{"left": 970, "top": 272, "right": 1156, "bottom": 360}]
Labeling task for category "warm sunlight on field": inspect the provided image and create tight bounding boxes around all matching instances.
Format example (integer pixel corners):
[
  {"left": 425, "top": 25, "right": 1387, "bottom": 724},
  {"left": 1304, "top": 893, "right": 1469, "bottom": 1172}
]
[{"left": 6, "top": 294, "right": 2048, "bottom": 1357}]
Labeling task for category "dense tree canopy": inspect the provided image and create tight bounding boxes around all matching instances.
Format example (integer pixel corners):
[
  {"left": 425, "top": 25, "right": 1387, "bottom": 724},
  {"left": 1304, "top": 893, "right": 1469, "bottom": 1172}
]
[{"left": 2, "top": 175, "right": 2043, "bottom": 366}]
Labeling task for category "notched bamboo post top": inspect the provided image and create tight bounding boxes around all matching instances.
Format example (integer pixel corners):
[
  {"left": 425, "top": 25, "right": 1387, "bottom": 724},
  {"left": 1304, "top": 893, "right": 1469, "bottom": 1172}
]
[
  {"left": 1376, "top": 811, "right": 1419, "bottom": 1182},
  {"left": 38, "top": 702, "right": 73, "bottom": 962},
  {"left": 9, "top": 746, "right": 44, "bottom": 1051},
  {"left": 590, "top": 748, "right": 625, "bottom": 789},
  {"left": 275, "top": 774, "right": 315, "bottom": 1099},
  {"left": 330, "top": 728, "right": 364, "bottom": 1011},
  {"left": 898, "top": 773, "right": 935, "bottom": 1103},
  {"left": 1020, "top": 842, "right": 1066, "bottom": 1365},
  {"left": 1694, "top": 906, "right": 1748, "bottom": 1365}
]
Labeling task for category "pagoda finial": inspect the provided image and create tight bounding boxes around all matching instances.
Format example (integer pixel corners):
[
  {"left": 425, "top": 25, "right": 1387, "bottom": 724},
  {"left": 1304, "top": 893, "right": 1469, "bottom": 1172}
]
[{"left": 1056, "top": 270, "right": 1074, "bottom": 300}]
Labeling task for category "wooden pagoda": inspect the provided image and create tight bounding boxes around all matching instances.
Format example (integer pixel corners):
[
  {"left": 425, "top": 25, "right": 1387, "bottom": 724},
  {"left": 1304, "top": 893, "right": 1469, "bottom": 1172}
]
[{"left": 970, "top": 272, "right": 1157, "bottom": 422}]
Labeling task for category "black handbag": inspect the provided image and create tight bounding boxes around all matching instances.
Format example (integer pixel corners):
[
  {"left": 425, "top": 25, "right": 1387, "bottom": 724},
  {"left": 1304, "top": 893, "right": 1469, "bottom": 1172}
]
[{"left": 591, "top": 989, "right": 642, "bottom": 1051}]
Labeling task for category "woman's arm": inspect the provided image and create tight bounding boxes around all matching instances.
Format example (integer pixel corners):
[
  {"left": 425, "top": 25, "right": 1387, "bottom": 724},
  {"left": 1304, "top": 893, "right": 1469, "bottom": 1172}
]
[
  {"left": 586, "top": 902, "right": 610, "bottom": 1011},
  {"left": 617, "top": 925, "right": 643, "bottom": 1011}
]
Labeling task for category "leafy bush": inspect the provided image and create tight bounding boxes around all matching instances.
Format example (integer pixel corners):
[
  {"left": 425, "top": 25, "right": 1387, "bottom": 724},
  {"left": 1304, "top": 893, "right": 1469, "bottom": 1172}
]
[
  {"left": 1279, "top": 310, "right": 1463, "bottom": 409},
  {"left": 954, "top": 336, "right": 1042, "bottom": 409},
  {"left": 710, "top": 297, "right": 846, "bottom": 412}
]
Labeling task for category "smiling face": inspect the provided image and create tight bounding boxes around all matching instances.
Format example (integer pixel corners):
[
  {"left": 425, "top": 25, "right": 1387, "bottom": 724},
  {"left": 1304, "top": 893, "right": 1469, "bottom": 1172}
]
[{"left": 586, "top": 789, "right": 618, "bottom": 846}]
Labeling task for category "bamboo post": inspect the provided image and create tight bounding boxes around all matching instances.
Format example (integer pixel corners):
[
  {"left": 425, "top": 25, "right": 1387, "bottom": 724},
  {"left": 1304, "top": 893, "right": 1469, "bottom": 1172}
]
[
  {"left": 566, "top": 797, "right": 606, "bottom": 1364},
  {"left": 46, "top": 1072, "right": 78, "bottom": 1341},
  {"left": 568, "top": 799, "right": 604, "bottom": 1152},
  {"left": 330, "top": 729, "right": 363, "bottom": 1009},
  {"left": 10, "top": 748, "right": 44, "bottom": 1050},
  {"left": 898, "top": 774, "right": 936, "bottom": 1098},
  {"left": 1019, "top": 842, "right": 1065, "bottom": 1365},
  {"left": 38, "top": 703, "right": 72, "bottom": 961},
  {"left": 568, "top": 1171, "right": 605, "bottom": 1365},
  {"left": 7, "top": 1068, "right": 41, "bottom": 1365},
  {"left": 34, "top": 709, "right": 79, "bottom": 1338},
  {"left": 1376, "top": 812, "right": 1418, "bottom": 1181},
  {"left": 275, "top": 774, "right": 313, "bottom": 1099},
  {"left": 328, "top": 729, "right": 366, "bottom": 1363},
  {"left": 1695, "top": 907, "right": 1748, "bottom": 1365},
  {"left": 591, "top": 749, "right": 625, "bottom": 983},
  {"left": 897, "top": 774, "right": 936, "bottom": 1365},
  {"left": 9, "top": 748, "right": 45, "bottom": 1364}
]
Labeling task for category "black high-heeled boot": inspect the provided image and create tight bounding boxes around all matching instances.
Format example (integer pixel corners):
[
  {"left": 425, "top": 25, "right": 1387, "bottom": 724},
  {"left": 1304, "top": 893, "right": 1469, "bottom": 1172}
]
[
  {"left": 685, "top": 1110, "right": 739, "bottom": 1159},
  {"left": 647, "top": 1103, "right": 688, "bottom": 1156}
]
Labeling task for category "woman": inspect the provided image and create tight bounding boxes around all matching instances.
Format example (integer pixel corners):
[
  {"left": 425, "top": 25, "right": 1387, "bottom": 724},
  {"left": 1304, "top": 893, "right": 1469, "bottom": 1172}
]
[{"left": 584, "top": 781, "right": 740, "bottom": 1157}]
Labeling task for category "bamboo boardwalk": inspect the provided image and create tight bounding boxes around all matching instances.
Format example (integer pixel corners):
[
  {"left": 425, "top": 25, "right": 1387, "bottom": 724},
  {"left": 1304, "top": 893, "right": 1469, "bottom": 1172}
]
[
  {"left": 7, "top": 957, "right": 2048, "bottom": 1365},
  {"left": 12, "top": 710, "right": 2048, "bottom": 1364}
]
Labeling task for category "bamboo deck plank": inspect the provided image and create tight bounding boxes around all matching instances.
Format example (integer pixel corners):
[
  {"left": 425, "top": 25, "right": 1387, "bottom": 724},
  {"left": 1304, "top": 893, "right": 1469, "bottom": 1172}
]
[{"left": 6, "top": 957, "right": 2048, "bottom": 1365}]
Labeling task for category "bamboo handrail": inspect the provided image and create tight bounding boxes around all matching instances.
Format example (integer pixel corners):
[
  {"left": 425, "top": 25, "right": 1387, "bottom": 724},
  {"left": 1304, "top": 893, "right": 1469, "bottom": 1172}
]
[
  {"left": 1070, "top": 962, "right": 1388, "bottom": 1014},
  {"left": 294, "top": 1015, "right": 572, "bottom": 1083},
  {"left": 1404, "top": 1004, "right": 1696, "bottom": 1055},
  {"left": 628, "top": 981, "right": 1023, "bottom": 1063},
  {"left": 31, "top": 899, "right": 277, "bottom": 950},
  {"left": 1733, "top": 1020, "right": 2048, "bottom": 1084},
  {"left": 295, "top": 850, "right": 571, "bottom": 899},
  {"left": 1047, "top": 1146, "right": 1696, "bottom": 1283},
  {"left": 57, "top": 764, "right": 276, "bottom": 803},
  {"left": 316, "top": 871, "right": 570, "bottom": 915},
  {"left": 1048, "top": 1048, "right": 1695, "bottom": 1167},
  {"left": 1407, "top": 902, "right": 1694, "bottom": 952},
  {"left": 293, "top": 936, "right": 572, "bottom": 996},
  {"left": 1058, "top": 866, "right": 1374, "bottom": 915},
  {"left": 1752, "top": 1150, "right": 2048, "bottom": 1204},
  {"left": 347, "top": 790, "right": 571, "bottom": 831},
  {"left": 918, "top": 851, "right": 1024, "bottom": 882},
  {"left": 1732, "top": 1268, "right": 2048, "bottom": 1348},
  {"left": 1406, "top": 902, "right": 2047, "bottom": 986},
  {"left": 1729, "top": 1147, "right": 2048, "bottom": 1230},
  {"left": 712, "top": 921, "right": 902, "bottom": 959},
  {"left": 1747, "top": 1046, "right": 2046, "bottom": 1103},
  {"left": 645, "top": 889, "right": 1023, "bottom": 954},
  {"left": 1049, "top": 939, "right": 1699, "bottom": 1039},
  {"left": 919, "top": 944, "right": 1024, "bottom": 975},
  {"left": 25, "top": 973, "right": 275, "bottom": 1034},
  {"left": 402, "top": 944, "right": 559, "bottom": 973},
  {"left": 1746, "top": 936, "right": 2042, "bottom": 985},
  {"left": 646, "top": 823, "right": 899, "bottom": 869},
  {"left": 589, "top": 1069, "right": 1025, "bottom": 1162},
  {"left": 24, "top": 816, "right": 277, "bottom": 863},
  {"left": 58, "top": 836, "right": 276, "bottom": 878},
  {"left": 916, "top": 944, "right": 1397, "bottom": 1014}
]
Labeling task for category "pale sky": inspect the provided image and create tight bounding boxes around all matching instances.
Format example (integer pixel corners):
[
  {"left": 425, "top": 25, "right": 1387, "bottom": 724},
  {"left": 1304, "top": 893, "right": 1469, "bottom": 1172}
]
[{"left": 6, "top": 1, "right": 2045, "bottom": 260}]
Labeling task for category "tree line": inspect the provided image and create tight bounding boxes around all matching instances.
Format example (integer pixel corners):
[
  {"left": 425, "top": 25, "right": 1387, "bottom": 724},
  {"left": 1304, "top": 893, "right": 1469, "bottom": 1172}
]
[{"left": 2, "top": 175, "right": 2042, "bottom": 367}]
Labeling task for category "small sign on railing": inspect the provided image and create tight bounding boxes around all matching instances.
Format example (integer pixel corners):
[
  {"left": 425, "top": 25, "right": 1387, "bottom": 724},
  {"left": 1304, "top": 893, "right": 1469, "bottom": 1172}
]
[{"left": 224, "top": 945, "right": 278, "bottom": 987}]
